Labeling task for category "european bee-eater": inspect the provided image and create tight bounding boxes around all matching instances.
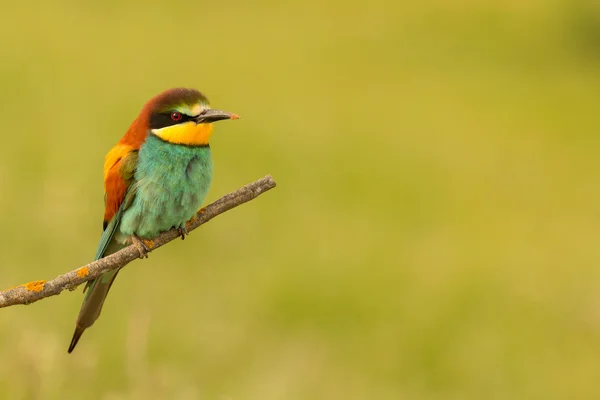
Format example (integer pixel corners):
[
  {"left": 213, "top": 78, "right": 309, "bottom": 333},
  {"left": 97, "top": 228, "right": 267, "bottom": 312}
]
[{"left": 68, "top": 88, "right": 238, "bottom": 353}]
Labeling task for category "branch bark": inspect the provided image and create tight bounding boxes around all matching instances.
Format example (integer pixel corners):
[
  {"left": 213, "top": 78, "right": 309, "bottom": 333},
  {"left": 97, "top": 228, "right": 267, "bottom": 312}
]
[{"left": 0, "top": 175, "right": 276, "bottom": 308}]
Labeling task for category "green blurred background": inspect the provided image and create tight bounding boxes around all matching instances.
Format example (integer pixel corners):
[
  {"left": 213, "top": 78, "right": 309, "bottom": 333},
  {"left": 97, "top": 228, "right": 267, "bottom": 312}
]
[{"left": 1, "top": 0, "right": 599, "bottom": 398}]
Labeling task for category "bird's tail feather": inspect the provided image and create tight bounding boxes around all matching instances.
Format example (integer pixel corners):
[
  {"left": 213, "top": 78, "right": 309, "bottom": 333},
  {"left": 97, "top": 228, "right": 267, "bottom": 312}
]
[
  {"left": 68, "top": 325, "right": 86, "bottom": 354},
  {"left": 68, "top": 269, "right": 120, "bottom": 353}
]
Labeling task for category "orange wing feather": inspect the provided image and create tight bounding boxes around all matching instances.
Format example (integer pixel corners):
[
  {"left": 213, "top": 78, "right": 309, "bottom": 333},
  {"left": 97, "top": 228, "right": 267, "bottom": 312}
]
[
  {"left": 102, "top": 106, "right": 151, "bottom": 228},
  {"left": 103, "top": 144, "right": 135, "bottom": 227}
]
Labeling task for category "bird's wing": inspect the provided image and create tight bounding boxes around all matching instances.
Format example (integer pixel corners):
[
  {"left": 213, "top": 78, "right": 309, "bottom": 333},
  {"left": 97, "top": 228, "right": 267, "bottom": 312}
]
[
  {"left": 70, "top": 145, "right": 140, "bottom": 352},
  {"left": 95, "top": 144, "right": 139, "bottom": 260}
]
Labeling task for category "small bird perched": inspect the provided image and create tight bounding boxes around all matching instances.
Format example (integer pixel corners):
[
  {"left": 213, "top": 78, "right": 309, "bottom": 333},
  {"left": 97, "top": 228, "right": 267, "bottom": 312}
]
[{"left": 68, "top": 88, "right": 238, "bottom": 353}]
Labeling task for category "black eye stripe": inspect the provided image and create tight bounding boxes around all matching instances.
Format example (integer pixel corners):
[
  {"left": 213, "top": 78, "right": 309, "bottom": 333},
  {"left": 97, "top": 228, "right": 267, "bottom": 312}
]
[{"left": 149, "top": 112, "right": 195, "bottom": 129}]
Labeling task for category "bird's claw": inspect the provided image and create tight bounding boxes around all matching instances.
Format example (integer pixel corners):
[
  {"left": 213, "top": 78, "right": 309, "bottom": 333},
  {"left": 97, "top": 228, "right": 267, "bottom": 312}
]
[
  {"left": 178, "top": 226, "right": 188, "bottom": 240},
  {"left": 131, "top": 235, "right": 150, "bottom": 259}
]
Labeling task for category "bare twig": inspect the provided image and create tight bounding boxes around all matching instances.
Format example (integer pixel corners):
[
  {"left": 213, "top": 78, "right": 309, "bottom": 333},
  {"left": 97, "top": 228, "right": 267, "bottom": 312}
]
[{"left": 0, "top": 175, "right": 276, "bottom": 308}]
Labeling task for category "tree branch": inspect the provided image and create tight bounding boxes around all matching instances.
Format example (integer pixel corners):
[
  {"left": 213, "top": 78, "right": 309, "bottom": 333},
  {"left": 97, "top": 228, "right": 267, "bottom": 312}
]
[{"left": 0, "top": 174, "right": 276, "bottom": 308}]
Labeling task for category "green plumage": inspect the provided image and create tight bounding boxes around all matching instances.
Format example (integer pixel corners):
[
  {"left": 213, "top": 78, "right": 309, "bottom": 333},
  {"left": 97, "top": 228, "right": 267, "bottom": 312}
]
[{"left": 119, "top": 136, "right": 213, "bottom": 239}]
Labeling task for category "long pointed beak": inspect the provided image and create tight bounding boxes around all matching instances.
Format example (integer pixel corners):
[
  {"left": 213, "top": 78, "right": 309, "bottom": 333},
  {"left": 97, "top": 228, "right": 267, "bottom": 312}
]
[{"left": 195, "top": 109, "right": 240, "bottom": 124}]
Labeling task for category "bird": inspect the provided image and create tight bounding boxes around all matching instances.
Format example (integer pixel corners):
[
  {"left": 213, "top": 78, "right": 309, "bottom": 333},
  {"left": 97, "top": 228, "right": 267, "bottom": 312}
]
[{"left": 68, "top": 88, "right": 239, "bottom": 353}]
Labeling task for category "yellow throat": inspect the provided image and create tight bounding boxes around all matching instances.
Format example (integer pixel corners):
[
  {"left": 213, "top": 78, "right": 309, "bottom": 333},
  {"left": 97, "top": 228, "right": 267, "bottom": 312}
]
[{"left": 151, "top": 122, "right": 214, "bottom": 146}]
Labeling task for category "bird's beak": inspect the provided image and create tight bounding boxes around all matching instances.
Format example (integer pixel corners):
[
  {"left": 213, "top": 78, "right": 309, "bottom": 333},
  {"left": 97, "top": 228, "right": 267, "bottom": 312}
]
[{"left": 195, "top": 109, "right": 240, "bottom": 124}]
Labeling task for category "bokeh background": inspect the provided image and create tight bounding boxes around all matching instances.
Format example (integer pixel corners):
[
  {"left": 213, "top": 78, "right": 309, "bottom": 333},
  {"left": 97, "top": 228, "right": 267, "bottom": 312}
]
[{"left": 0, "top": 0, "right": 599, "bottom": 398}]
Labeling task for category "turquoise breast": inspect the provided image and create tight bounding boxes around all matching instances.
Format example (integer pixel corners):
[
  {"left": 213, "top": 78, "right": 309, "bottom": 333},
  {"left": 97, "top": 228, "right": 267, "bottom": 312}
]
[{"left": 119, "top": 134, "right": 213, "bottom": 239}]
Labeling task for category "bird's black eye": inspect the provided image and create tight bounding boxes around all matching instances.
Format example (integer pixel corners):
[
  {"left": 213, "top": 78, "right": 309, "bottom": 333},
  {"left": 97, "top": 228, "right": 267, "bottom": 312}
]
[{"left": 171, "top": 112, "right": 182, "bottom": 121}]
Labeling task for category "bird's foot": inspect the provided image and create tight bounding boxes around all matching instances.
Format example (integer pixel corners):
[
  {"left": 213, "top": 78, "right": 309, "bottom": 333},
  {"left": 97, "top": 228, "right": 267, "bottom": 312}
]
[
  {"left": 131, "top": 235, "right": 151, "bottom": 259},
  {"left": 177, "top": 226, "right": 188, "bottom": 240}
]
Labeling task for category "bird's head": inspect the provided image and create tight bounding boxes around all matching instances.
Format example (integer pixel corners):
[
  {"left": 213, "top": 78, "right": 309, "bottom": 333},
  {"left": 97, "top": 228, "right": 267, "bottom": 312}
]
[{"left": 142, "top": 88, "right": 238, "bottom": 147}]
